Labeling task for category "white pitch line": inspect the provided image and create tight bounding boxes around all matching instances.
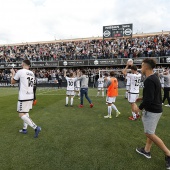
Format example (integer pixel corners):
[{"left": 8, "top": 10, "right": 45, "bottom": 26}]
[{"left": 37, "top": 93, "right": 127, "bottom": 97}]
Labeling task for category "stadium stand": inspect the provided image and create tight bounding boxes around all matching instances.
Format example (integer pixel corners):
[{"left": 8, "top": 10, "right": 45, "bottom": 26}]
[
  {"left": 0, "top": 31, "right": 170, "bottom": 62},
  {"left": 0, "top": 31, "right": 170, "bottom": 87}
]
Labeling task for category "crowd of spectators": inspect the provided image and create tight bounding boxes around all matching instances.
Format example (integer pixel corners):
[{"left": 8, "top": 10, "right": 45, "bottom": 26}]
[
  {"left": 0, "top": 33, "right": 170, "bottom": 63},
  {"left": 0, "top": 66, "right": 168, "bottom": 86}
]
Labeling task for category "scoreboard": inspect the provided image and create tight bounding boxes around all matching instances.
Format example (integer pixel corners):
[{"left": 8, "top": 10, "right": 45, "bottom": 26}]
[{"left": 103, "top": 24, "right": 133, "bottom": 38}]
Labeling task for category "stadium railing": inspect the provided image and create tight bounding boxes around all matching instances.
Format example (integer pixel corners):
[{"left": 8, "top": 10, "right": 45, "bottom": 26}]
[{"left": 0, "top": 56, "right": 170, "bottom": 69}]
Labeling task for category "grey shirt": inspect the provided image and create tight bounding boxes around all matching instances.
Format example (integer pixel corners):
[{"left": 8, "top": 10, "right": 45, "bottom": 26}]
[
  {"left": 103, "top": 79, "right": 112, "bottom": 88},
  {"left": 162, "top": 74, "right": 170, "bottom": 87},
  {"left": 77, "top": 75, "right": 89, "bottom": 88}
]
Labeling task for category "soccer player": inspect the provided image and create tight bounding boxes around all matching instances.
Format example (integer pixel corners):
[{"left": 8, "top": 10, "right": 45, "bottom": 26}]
[
  {"left": 104, "top": 71, "right": 120, "bottom": 118},
  {"left": 97, "top": 74, "right": 104, "bottom": 97},
  {"left": 10, "top": 60, "right": 41, "bottom": 138},
  {"left": 125, "top": 72, "right": 130, "bottom": 99},
  {"left": 134, "top": 58, "right": 170, "bottom": 169},
  {"left": 122, "top": 64, "right": 141, "bottom": 120},
  {"left": 74, "top": 80, "right": 80, "bottom": 97},
  {"left": 104, "top": 72, "right": 109, "bottom": 104},
  {"left": 77, "top": 70, "right": 93, "bottom": 108},
  {"left": 64, "top": 70, "right": 77, "bottom": 107}
]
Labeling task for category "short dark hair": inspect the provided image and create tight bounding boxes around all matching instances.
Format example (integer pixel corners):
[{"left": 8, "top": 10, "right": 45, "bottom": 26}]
[
  {"left": 70, "top": 72, "right": 73, "bottom": 77},
  {"left": 82, "top": 70, "right": 86, "bottom": 74},
  {"left": 131, "top": 65, "right": 137, "bottom": 71},
  {"left": 110, "top": 71, "right": 115, "bottom": 77},
  {"left": 104, "top": 72, "right": 109, "bottom": 77},
  {"left": 142, "top": 58, "right": 156, "bottom": 69},
  {"left": 23, "top": 60, "right": 31, "bottom": 66}
]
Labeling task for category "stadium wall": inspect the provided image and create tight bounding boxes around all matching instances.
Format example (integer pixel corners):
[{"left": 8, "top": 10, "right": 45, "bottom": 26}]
[{"left": 0, "top": 57, "right": 170, "bottom": 70}]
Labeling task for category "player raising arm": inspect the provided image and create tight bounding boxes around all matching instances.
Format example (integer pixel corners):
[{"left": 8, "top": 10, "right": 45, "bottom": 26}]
[
  {"left": 122, "top": 62, "right": 141, "bottom": 120},
  {"left": 97, "top": 74, "right": 104, "bottom": 97},
  {"left": 11, "top": 60, "right": 41, "bottom": 138},
  {"left": 64, "top": 69, "right": 77, "bottom": 107}
]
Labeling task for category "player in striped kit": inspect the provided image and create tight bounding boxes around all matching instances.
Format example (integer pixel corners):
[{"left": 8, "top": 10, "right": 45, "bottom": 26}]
[
  {"left": 64, "top": 70, "right": 77, "bottom": 107},
  {"left": 97, "top": 74, "right": 104, "bottom": 97},
  {"left": 10, "top": 60, "right": 41, "bottom": 138},
  {"left": 122, "top": 64, "right": 141, "bottom": 120},
  {"left": 74, "top": 79, "right": 80, "bottom": 98},
  {"left": 125, "top": 73, "right": 130, "bottom": 99}
]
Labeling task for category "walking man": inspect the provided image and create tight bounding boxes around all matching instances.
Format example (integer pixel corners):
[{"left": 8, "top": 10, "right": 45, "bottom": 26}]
[
  {"left": 134, "top": 58, "right": 170, "bottom": 169},
  {"left": 77, "top": 70, "right": 93, "bottom": 108},
  {"left": 11, "top": 60, "right": 41, "bottom": 138}
]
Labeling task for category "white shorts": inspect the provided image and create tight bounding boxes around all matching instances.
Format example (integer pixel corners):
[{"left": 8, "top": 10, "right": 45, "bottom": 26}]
[
  {"left": 98, "top": 87, "right": 104, "bottom": 91},
  {"left": 128, "top": 93, "right": 139, "bottom": 103},
  {"left": 74, "top": 87, "right": 80, "bottom": 91},
  {"left": 126, "top": 85, "right": 130, "bottom": 91},
  {"left": 66, "top": 90, "right": 75, "bottom": 96},
  {"left": 17, "top": 100, "right": 33, "bottom": 113},
  {"left": 107, "top": 97, "right": 116, "bottom": 104}
]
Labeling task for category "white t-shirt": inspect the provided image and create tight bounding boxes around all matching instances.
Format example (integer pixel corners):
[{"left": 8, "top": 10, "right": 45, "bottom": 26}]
[
  {"left": 75, "top": 80, "right": 80, "bottom": 88},
  {"left": 127, "top": 73, "right": 141, "bottom": 93},
  {"left": 14, "top": 69, "right": 34, "bottom": 101},
  {"left": 65, "top": 76, "right": 77, "bottom": 91},
  {"left": 97, "top": 77, "right": 104, "bottom": 88},
  {"left": 159, "top": 75, "right": 164, "bottom": 88},
  {"left": 126, "top": 73, "right": 131, "bottom": 86}
]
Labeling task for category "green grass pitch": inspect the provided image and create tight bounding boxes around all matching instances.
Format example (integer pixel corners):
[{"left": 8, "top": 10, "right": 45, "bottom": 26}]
[{"left": 0, "top": 87, "right": 170, "bottom": 170}]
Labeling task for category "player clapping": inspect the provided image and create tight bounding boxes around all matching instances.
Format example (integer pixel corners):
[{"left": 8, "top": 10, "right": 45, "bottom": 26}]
[
  {"left": 64, "top": 69, "right": 77, "bottom": 107},
  {"left": 122, "top": 61, "right": 141, "bottom": 120},
  {"left": 97, "top": 74, "right": 104, "bottom": 97}
]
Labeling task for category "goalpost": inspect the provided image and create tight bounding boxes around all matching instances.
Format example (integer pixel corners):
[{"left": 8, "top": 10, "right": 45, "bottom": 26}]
[
  {"left": 98, "top": 68, "right": 164, "bottom": 88},
  {"left": 99, "top": 68, "right": 164, "bottom": 77}
]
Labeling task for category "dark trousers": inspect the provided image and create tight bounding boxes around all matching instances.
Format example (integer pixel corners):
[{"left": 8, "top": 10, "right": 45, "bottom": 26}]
[
  {"left": 162, "top": 87, "right": 170, "bottom": 104},
  {"left": 80, "top": 88, "right": 92, "bottom": 105}
]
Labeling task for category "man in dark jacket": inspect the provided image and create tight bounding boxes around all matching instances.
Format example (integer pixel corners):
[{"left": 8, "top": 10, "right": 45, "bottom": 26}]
[{"left": 134, "top": 58, "right": 170, "bottom": 170}]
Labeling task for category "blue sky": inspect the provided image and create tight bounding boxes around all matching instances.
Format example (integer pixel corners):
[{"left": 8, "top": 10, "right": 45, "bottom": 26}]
[{"left": 0, "top": 0, "right": 170, "bottom": 44}]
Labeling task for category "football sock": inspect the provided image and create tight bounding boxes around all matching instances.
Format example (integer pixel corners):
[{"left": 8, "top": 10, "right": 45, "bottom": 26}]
[
  {"left": 97, "top": 92, "right": 100, "bottom": 96},
  {"left": 71, "top": 98, "right": 73, "bottom": 105},
  {"left": 21, "top": 115, "right": 37, "bottom": 129},
  {"left": 66, "top": 96, "right": 68, "bottom": 105},
  {"left": 108, "top": 106, "right": 112, "bottom": 117},
  {"left": 111, "top": 104, "right": 118, "bottom": 112},
  {"left": 78, "top": 92, "right": 80, "bottom": 96},
  {"left": 23, "top": 113, "right": 29, "bottom": 129},
  {"left": 102, "top": 91, "right": 104, "bottom": 97},
  {"left": 132, "top": 112, "right": 136, "bottom": 119}
]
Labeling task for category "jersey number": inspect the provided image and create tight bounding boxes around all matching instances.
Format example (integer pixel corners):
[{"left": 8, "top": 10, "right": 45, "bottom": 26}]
[
  {"left": 135, "top": 79, "right": 140, "bottom": 86},
  {"left": 68, "top": 81, "right": 73, "bottom": 86},
  {"left": 27, "top": 77, "right": 34, "bottom": 87}
]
